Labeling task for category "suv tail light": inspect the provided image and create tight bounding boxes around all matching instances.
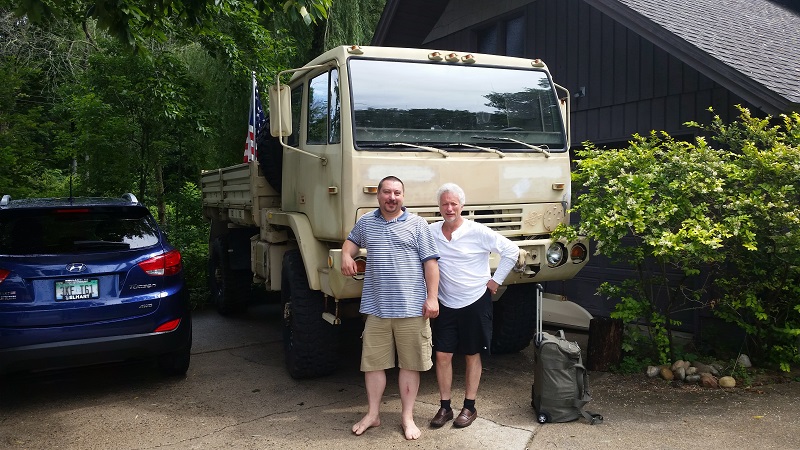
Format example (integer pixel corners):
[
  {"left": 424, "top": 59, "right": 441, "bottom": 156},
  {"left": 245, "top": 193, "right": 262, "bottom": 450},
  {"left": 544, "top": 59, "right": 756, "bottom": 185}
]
[
  {"left": 154, "top": 318, "right": 182, "bottom": 333},
  {"left": 138, "top": 250, "right": 182, "bottom": 276},
  {"left": 0, "top": 268, "right": 9, "bottom": 284}
]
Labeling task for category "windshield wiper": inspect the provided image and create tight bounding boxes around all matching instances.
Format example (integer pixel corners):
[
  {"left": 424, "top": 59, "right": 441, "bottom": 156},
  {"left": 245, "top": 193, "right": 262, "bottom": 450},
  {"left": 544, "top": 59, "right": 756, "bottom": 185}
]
[
  {"left": 472, "top": 136, "right": 551, "bottom": 158},
  {"left": 444, "top": 142, "right": 505, "bottom": 158},
  {"left": 388, "top": 142, "right": 449, "bottom": 157}
]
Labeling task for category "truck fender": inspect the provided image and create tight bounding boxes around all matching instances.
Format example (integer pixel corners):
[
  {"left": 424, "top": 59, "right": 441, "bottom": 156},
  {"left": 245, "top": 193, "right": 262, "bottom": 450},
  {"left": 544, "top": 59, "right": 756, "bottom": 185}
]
[{"left": 267, "top": 211, "right": 328, "bottom": 291}]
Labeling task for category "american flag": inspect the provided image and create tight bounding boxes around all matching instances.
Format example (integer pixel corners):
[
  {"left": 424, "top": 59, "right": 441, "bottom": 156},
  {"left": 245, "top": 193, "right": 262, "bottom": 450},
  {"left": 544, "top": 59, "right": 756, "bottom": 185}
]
[{"left": 244, "top": 74, "right": 266, "bottom": 163}]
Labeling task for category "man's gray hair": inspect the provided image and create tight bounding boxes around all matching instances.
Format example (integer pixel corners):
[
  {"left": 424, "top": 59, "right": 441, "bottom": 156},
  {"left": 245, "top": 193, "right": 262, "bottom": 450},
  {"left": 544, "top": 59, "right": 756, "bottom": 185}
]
[{"left": 436, "top": 183, "right": 466, "bottom": 206}]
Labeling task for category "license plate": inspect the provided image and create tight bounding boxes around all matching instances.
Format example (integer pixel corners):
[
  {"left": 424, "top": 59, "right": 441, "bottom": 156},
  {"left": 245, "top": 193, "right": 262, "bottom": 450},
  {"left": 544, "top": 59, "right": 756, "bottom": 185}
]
[{"left": 55, "top": 279, "right": 99, "bottom": 301}]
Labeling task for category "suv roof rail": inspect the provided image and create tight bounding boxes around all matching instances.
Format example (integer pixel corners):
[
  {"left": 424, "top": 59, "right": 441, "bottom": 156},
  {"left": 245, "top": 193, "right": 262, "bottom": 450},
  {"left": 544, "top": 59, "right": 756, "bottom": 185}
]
[
  {"left": 122, "top": 193, "right": 139, "bottom": 204},
  {"left": 0, "top": 194, "right": 9, "bottom": 208}
]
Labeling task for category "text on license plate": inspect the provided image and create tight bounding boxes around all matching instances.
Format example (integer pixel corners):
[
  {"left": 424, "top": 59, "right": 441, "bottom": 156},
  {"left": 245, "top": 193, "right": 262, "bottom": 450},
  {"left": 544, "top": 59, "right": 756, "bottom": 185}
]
[{"left": 56, "top": 279, "right": 99, "bottom": 301}]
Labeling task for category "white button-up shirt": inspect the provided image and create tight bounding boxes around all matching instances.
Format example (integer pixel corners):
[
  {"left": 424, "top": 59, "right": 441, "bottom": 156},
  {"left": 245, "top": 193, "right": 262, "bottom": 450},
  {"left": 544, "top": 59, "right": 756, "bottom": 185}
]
[{"left": 430, "top": 219, "right": 518, "bottom": 309}]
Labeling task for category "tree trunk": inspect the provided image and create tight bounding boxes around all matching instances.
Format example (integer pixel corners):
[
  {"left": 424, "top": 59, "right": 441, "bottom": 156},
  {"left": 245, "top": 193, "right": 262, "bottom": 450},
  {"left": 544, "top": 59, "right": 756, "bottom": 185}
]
[
  {"left": 587, "top": 317, "right": 623, "bottom": 372},
  {"left": 155, "top": 155, "right": 165, "bottom": 225}
]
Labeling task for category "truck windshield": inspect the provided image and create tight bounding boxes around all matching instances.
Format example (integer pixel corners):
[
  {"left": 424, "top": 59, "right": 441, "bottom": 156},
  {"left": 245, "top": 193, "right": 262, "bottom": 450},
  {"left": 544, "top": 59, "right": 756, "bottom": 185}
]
[{"left": 348, "top": 58, "right": 566, "bottom": 152}]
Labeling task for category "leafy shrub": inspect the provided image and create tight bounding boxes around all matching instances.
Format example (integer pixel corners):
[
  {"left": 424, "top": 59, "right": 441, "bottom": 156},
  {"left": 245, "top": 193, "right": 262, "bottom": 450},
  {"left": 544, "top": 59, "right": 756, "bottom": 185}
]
[
  {"left": 613, "top": 355, "right": 653, "bottom": 374},
  {"left": 153, "top": 182, "right": 210, "bottom": 309},
  {"left": 557, "top": 107, "right": 800, "bottom": 371}
]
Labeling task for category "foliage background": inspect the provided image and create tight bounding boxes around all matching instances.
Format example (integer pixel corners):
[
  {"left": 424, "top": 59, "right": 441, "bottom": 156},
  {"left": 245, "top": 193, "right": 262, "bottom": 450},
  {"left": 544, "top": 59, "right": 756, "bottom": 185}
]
[
  {"left": 0, "top": 0, "right": 387, "bottom": 307},
  {"left": 556, "top": 108, "right": 800, "bottom": 371}
]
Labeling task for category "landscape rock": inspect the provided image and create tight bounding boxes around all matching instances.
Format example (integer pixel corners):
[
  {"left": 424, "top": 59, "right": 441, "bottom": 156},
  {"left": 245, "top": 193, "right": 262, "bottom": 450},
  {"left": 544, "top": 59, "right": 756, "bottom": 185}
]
[
  {"left": 693, "top": 362, "right": 715, "bottom": 375},
  {"left": 700, "top": 373, "right": 719, "bottom": 389},
  {"left": 671, "top": 360, "right": 686, "bottom": 372},
  {"left": 660, "top": 367, "right": 675, "bottom": 381},
  {"left": 737, "top": 354, "right": 752, "bottom": 368},
  {"left": 646, "top": 366, "right": 660, "bottom": 378},
  {"left": 719, "top": 376, "right": 736, "bottom": 388}
]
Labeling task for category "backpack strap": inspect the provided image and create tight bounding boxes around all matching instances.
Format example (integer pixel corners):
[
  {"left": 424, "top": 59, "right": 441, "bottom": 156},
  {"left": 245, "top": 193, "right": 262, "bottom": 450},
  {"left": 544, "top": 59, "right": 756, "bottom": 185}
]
[
  {"left": 574, "top": 362, "right": 603, "bottom": 425},
  {"left": 580, "top": 408, "right": 604, "bottom": 425}
]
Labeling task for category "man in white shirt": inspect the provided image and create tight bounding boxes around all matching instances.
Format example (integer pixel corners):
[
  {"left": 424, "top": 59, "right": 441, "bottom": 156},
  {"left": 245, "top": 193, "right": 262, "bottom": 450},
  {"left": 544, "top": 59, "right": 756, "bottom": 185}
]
[{"left": 428, "top": 183, "right": 519, "bottom": 428}]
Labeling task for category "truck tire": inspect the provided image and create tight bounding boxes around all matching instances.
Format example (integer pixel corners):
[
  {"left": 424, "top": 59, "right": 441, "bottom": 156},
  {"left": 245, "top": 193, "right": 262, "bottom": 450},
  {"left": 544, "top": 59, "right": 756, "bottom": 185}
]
[
  {"left": 281, "top": 249, "right": 338, "bottom": 379},
  {"left": 257, "top": 127, "right": 282, "bottom": 193},
  {"left": 491, "top": 284, "right": 536, "bottom": 354},
  {"left": 208, "top": 236, "right": 250, "bottom": 315}
]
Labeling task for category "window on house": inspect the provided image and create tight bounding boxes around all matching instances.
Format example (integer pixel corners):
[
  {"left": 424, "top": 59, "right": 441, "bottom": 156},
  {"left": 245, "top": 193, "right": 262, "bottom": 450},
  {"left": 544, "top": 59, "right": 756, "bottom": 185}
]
[
  {"left": 477, "top": 25, "right": 498, "bottom": 54},
  {"left": 505, "top": 16, "right": 525, "bottom": 57},
  {"left": 476, "top": 15, "right": 526, "bottom": 57}
]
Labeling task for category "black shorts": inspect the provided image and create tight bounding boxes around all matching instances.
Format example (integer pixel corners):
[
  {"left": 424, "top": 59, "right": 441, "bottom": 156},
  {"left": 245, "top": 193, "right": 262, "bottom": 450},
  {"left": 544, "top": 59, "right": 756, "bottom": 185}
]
[{"left": 432, "top": 290, "right": 493, "bottom": 355}]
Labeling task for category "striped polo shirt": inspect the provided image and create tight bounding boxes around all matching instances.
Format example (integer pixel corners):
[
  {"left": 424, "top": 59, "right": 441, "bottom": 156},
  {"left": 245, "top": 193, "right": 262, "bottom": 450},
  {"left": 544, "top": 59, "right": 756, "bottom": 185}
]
[{"left": 347, "top": 207, "right": 439, "bottom": 318}]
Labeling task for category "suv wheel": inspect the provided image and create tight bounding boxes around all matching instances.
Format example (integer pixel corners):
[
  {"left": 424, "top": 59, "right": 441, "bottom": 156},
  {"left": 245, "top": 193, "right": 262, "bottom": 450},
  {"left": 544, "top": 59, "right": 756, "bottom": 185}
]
[{"left": 158, "top": 318, "right": 192, "bottom": 376}]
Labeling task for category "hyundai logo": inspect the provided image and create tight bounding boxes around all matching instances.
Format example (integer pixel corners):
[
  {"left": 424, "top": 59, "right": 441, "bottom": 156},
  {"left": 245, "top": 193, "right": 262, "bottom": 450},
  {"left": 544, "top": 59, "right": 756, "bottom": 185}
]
[{"left": 66, "top": 263, "right": 87, "bottom": 273}]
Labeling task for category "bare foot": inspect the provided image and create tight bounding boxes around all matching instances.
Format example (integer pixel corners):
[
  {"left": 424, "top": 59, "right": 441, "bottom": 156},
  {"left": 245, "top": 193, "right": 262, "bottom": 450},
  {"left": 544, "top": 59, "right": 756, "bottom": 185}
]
[
  {"left": 402, "top": 420, "right": 421, "bottom": 440},
  {"left": 352, "top": 414, "right": 381, "bottom": 436}
]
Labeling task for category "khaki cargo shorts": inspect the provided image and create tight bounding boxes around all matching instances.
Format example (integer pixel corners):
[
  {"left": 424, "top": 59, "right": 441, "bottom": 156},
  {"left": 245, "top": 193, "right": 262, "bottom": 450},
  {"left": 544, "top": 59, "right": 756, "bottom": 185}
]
[{"left": 360, "top": 315, "right": 433, "bottom": 372}]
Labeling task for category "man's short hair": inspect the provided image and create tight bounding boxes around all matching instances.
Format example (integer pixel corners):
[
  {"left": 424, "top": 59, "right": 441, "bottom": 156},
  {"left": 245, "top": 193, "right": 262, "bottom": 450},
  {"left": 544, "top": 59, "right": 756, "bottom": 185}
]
[
  {"left": 436, "top": 183, "right": 466, "bottom": 206},
  {"left": 378, "top": 175, "right": 404, "bottom": 192}
]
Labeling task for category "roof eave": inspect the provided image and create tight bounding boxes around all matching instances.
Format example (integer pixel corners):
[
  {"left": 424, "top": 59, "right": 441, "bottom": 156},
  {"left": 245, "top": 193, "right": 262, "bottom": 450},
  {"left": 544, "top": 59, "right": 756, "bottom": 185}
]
[
  {"left": 586, "top": 0, "right": 793, "bottom": 115},
  {"left": 371, "top": 0, "right": 401, "bottom": 46}
]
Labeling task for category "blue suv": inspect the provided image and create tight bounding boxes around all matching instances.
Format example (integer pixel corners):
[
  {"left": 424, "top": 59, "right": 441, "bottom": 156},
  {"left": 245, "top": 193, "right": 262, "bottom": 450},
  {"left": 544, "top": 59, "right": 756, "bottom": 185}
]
[{"left": 0, "top": 193, "right": 191, "bottom": 376}]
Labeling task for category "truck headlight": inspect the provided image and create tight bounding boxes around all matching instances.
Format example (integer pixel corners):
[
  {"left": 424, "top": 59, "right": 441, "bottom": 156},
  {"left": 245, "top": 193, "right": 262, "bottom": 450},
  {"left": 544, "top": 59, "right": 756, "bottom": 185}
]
[{"left": 546, "top": 243, "right": 565, "bottom": 267}]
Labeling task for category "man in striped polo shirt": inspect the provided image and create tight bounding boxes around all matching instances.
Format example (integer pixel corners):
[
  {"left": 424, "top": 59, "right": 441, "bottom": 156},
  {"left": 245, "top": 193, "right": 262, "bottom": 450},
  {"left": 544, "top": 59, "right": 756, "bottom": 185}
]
[{"left": 341, "top": 175, "right": 440, "bottom": 441}]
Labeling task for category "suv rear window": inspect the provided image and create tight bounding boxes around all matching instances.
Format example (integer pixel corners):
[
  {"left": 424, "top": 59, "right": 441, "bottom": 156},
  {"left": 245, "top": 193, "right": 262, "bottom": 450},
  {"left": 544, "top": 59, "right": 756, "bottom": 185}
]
[{"left": 0, "top": 206, "right": 161, "bottom": 255}]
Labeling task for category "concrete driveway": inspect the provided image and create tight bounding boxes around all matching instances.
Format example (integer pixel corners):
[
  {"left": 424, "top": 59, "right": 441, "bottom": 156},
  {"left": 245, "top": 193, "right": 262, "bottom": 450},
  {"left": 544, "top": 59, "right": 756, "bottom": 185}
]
[{"left": 1, "top": 302, "right": 799, "bottom": 449}]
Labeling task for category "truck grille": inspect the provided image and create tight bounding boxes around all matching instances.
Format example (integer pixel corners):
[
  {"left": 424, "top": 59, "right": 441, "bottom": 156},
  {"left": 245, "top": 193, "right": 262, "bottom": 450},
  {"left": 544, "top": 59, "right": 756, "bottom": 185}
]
[{"left": 409, "top": 205, "right": 524, "bottom": 237}]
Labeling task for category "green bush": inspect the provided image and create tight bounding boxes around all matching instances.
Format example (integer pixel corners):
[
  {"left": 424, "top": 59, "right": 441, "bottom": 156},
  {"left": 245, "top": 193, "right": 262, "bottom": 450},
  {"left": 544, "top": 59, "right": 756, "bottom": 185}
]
[
  {"left": 152, "top": 182, "right": 210, "bottom": 309},
  {"left": 693, "top": 109, "right": 800, "bottom": 372},
  {"left": 557, "top": 107, "right": 800, "bottom": 371},
  {"left": 613, "top": 354, "right": 653, "bottom": 375}
]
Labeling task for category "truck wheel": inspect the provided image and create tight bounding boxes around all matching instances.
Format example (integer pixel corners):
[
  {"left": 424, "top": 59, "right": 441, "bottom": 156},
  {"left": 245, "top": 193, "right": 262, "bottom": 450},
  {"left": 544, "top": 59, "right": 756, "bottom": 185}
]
[
  {"left": 281, "top": 249, "right": 338, "bottom": 379},
  {"left": 208, "top": 236, "right": 249, "bottom": 315},
  {"left": 491, "top": 284, "right": 535, "bottom": 354}
]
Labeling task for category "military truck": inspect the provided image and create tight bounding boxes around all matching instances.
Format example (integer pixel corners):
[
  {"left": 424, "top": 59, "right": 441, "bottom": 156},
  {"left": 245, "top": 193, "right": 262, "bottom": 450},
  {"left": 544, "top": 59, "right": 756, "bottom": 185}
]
[{"left": 201, "top": 45, "right": 592, "bottom": 379}]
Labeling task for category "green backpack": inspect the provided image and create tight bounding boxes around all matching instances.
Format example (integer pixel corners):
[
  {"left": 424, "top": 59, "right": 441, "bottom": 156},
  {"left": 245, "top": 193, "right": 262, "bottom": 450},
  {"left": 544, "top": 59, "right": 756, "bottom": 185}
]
[{"left": 531, "top": 329, "right": 603, "bottom": 425}]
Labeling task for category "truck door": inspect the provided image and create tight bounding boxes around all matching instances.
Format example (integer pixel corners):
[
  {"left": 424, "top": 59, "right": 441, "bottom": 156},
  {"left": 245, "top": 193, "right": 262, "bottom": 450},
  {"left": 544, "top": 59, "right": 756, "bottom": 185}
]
[{"left": 283, "top": 66, "right": 343, "bottom": 241}]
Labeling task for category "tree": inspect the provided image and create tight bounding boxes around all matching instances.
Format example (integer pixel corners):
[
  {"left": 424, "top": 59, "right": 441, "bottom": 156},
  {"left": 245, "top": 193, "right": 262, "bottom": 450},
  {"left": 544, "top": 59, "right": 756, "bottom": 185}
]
[
  {"left": 6, "top": 0, "right": 332, "bottom": 52},
  {"left": 692, "top": 109, "right": 800, "bottom": 372},
  {"left": 322, "top": 0, "right": 384, "bottom": 49},
  {"left": 557, "top": 108, "right": 800, "bottom": 370},
  {"left": 557, "top": 129, "right": 738, "bottom": 363}
]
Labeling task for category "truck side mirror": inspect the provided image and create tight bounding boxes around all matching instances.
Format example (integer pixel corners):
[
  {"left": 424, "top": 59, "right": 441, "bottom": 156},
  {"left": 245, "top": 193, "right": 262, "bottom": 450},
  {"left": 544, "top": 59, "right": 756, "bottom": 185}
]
[{"left": 269, "top": 84, "right": 292, "bottom": 137}]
